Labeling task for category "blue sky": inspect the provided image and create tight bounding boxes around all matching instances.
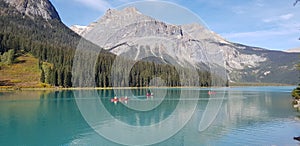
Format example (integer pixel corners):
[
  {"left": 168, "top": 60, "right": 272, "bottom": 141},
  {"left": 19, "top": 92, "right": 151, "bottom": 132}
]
[{"left": 49, "top": 0, "right": 300, "bottom": 51}]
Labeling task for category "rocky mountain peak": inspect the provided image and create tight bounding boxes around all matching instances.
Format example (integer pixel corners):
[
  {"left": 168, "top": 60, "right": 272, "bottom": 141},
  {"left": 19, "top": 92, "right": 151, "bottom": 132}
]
[
  {"left": 71, "top": 6, "right": 299, "bottom": 84},
  {"left": 101, "top": 7, "right": 146, "bottom": 22},
  {"left": 71, "top": 7, "right": 154, "bottom": 36},
  {"left": 105, "top": 7, "right": 141, "bottom": 16},
  {"left": 123, "top": 7, "right": 140, "bottom": 13},
  {"left": 2, "top": 0, "right": 60, "bottom": 20}
]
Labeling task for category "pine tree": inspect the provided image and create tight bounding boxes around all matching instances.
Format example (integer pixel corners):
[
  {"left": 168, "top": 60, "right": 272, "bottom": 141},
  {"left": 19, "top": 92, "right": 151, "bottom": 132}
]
[{"left": 40, "top": 69, "right": 45, "bottom": 83}]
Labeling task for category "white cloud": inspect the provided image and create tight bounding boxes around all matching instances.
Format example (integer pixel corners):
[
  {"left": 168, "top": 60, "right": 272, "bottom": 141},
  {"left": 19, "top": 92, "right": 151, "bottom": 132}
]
[
  {"left": 254, "top": 0, "right": 265, "bottom": 7},
  {"left": 263, "top": 13, "right": 294, "bottom": 23},
  {"left": 262, "top": 18, "right": 273, "bottom": 23},
  {"left": 74, "top": 0, "right": 112, "bottom": 11},
  {"left": 279, "top": 13, "right": 294, "bottom": 20},
  {"left": 223, "top": 29, "right": 296, "bottom": 39},
  {"left": 221, "top": 27, "right": 300, "bottom": 49},
  {"left": 231, "top": 6, "right": 245, "bottom": 14}
]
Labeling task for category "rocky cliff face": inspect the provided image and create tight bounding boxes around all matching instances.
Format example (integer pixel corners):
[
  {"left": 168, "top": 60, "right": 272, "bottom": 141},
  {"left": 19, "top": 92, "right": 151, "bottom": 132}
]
[
  {"left": 2, "top": 0, "right": 60, "bottom": 20},
  {"left": 71, "top": 7, "right": 299, "bottom": 84}
]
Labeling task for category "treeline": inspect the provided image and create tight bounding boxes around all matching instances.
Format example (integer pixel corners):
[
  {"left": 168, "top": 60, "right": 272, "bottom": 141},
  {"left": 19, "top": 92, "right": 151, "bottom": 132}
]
[
  {"left": 292, "top": 86, "right": 300, "bottom": 99},
  {"left": 292, "top": 63, "right": 300, "bottom": 99},
  {"left": 0, "top": 49, "right": 14, "bottom": 65},
  {"left": 0, "top": 1, "right": 227, "bottom": 87},
  {"left": 0, "top": 0, "right": 79, "bottom": 87}
]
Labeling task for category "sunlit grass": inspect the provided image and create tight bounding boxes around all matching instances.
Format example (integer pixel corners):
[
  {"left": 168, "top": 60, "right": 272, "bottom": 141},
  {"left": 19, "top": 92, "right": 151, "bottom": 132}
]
[{"left": 0, "top": 54, "right": 50, "bottom": 88}]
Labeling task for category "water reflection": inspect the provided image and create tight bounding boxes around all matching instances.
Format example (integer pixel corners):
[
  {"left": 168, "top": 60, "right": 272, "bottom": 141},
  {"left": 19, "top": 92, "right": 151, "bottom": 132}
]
[
  {"left": 97, "top": 88, "right": 180, "bottom": 126},
  {"left": 181, "top": 87, "right": 300, "bottom": 146},
  {"left": 73, "top": 88, "right": 201, "bottom": 145},
  {"left": 0, "top": 90, "right": 93, "bottom": 146},
  {"left": 0, "top": 87, "right": 299, "bottom": 145}
]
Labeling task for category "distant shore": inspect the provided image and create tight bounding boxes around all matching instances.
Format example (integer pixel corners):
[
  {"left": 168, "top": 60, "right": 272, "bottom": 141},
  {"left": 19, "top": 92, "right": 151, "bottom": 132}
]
[
  {"left": 0, "top": 82, "right": 295, "bottom": 91},
  {"left": 228, "top": 82, "right": 293, "bottom": 87}
]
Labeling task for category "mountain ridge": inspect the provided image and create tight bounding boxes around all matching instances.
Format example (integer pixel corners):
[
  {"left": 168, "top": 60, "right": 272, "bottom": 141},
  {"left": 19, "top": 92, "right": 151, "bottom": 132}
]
[
  {"left": 286, "top": 48, "right": 300, "bottom": 53},
  {"left": 0, "top": 1, "right": 298, "bottom": 87},
  {"left": 1, "top": 1, "right": 212, "bottom": 88},
  {"left": 2, "top": 0, "right": 60, "bottom": 21},
  {"left": 71, "top": 7, "right": 299, "bottom": 84}
]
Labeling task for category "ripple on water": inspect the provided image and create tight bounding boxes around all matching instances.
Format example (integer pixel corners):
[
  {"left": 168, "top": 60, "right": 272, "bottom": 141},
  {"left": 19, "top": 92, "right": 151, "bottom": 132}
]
[{"left": 215, "top": 118, "right": 300, "bottom": 145}]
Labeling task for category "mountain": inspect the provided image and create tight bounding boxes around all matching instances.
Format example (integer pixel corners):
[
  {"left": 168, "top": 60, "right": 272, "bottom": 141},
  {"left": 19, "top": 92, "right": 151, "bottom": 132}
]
[
  {"left": 286, "top": 48, "right": 300, "bottom": 53},
  {"left": 0, "top": 0, "right": 81, "bottom": 87},
  {"left": 71, "top": 7, "right": 300, "bottom": 85},
  {"left": 2, "top": 0, "right": 60, "bottom": 20},
  {"left": 69, "top": 25, "right": 87, "bottom": 36},
  {"left": 0, "top": 0, "right": 297, "bottom": 87},
  {"left": 1, "top": 1, "right": 209, "bottom": 88}
]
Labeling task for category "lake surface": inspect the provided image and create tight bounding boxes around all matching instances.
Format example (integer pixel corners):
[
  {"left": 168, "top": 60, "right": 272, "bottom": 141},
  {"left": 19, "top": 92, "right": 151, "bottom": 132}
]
[{"left": 0, "top": 86, "right": 299, "bottom": 145}]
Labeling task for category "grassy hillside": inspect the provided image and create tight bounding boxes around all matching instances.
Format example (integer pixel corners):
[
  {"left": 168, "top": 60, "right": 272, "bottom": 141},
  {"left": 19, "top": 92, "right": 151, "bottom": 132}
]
[{"left": 0, "top": 54, "right": 49, "bottom": 88}]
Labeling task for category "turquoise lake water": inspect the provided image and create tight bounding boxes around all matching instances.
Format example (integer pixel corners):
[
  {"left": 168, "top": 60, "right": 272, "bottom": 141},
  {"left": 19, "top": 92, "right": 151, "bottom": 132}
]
[{"left": 0, "top": 86, "right": 299, "bottom": 145}]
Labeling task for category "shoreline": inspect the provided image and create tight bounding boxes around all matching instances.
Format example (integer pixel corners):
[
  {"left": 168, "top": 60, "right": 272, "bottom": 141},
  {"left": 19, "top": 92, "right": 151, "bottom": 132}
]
[{"left": 0, "top": 84, "right": 296, "bottom": 91}]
